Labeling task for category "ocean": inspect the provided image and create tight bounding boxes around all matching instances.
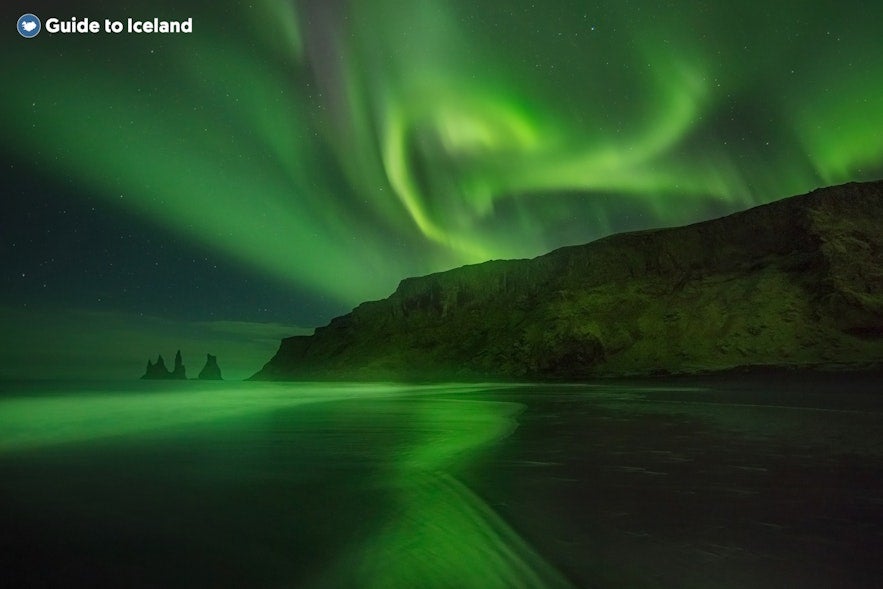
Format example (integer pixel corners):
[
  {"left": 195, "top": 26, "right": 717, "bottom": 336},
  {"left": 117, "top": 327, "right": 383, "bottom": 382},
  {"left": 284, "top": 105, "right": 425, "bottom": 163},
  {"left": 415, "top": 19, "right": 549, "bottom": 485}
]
[{"left": 1, "top": 379, "right": 881, "bottom": 588}]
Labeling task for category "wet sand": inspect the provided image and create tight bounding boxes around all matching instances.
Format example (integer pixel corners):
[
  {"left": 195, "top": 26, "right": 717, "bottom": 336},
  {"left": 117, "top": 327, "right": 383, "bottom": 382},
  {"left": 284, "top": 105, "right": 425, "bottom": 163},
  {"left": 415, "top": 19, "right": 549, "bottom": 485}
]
[{"left": 464, "top": 382, "right": 883, "bottom": 588}]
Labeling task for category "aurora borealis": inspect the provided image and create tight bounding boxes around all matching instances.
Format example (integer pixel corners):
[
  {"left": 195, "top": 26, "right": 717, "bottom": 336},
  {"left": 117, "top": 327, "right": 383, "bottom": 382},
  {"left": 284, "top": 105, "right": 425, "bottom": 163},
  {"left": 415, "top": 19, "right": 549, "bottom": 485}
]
[{"left": 2, "top": 0, "right": 882, "bottom": 377}]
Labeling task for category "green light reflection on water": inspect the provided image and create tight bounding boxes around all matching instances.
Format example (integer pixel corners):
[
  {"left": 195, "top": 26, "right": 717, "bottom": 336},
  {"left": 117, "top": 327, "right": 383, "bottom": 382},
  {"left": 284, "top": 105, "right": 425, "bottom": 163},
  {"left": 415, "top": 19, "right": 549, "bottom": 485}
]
[{"left": 0, "top": 382, "right": 570, "bottom": 588}]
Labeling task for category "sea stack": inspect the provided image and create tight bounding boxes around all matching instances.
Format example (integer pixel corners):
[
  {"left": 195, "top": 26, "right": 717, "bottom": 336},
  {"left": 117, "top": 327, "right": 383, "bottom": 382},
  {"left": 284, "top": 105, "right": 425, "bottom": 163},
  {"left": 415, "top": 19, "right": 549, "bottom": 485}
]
[
  {"left": 141, "top": 354, "right": 170, "bottom": 379},
  {"left": 198, "top": 354, "right": 223, "bottom": 380},
  {"left": 172, "top": 350, "right": 186, "bottom": 379},
  {"left": 141, "top": 351, "right": 188, "bottom": 380}
]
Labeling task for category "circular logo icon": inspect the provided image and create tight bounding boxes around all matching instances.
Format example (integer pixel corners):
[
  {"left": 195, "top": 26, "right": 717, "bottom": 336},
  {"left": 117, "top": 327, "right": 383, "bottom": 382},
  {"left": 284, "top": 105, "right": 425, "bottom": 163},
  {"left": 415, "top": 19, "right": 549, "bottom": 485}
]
[{"left": 17, "top": 14, "right": 41, "bottom": 38}]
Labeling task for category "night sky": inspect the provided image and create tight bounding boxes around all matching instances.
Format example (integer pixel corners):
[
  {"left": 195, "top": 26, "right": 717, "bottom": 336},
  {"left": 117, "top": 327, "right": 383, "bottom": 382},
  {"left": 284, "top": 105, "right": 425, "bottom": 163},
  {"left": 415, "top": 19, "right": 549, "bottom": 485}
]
[{"left": 2, "top": 0, "right": 882, "bottom": 379}]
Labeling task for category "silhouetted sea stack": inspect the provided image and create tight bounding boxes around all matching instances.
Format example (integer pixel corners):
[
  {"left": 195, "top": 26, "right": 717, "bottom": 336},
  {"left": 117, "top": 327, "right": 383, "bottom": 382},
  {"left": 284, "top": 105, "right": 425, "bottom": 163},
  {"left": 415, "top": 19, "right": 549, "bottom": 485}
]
[
  {"left": 172, "top": 350, "right": 186, "bottom": 379},
  {"left": 198, "top": 354, "right": 223, "bottom": 380},
  {"left": 142, "top": 354, "right": 171, "bottom": 379},
  {"left": 252, "top": 180, "right": 883, "bottom": 381},
  {"left": 141, "top": 350, "right": 187, "bottom": 380}
]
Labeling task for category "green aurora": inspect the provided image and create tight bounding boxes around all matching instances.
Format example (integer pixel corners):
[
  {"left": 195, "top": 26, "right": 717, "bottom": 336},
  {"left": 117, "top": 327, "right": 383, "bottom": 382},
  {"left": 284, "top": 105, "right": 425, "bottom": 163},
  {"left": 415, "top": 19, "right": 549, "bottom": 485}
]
[
  {"left": 4, "top": 0, "right": 883, "bottom": 309},
  {"left": 3, "top": 4, "right": 882, "bottom": 583}
]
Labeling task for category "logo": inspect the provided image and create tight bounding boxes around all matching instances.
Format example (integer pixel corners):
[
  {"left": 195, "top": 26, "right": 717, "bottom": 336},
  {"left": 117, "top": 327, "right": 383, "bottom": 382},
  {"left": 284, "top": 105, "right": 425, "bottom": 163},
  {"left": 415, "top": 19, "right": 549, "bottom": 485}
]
[{"left": 17, "top": 13, "right": 41, "bottom": 38}]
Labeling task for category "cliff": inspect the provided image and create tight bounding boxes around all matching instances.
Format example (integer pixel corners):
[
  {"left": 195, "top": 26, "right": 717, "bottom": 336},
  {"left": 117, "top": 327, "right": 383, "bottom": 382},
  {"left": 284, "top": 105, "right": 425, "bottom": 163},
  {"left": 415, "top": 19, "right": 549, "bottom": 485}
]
[{"left": 252, "top": 180, "right": 883, "bottom": 381}]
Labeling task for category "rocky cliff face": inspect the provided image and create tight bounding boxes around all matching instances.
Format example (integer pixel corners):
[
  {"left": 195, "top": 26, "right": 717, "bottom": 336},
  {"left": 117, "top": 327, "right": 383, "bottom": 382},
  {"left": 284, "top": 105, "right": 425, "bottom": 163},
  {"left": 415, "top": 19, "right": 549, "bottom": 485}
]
[
  {"left": 198, "top": 354, "right": 223, "bottom": 380},
  {"left": 253, "top": 181, "right": 883, "bottom": 381}
]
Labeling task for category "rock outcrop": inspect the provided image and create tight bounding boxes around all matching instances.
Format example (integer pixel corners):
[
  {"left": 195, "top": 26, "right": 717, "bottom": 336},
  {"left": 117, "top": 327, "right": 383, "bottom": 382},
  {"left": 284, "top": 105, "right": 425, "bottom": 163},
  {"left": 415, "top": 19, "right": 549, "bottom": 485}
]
[
  {"left": 142, "top": 354, "right": 171, "bottom": 380},
  {"left": 252, "top": 180, "right": 883, "bottom": 381},
  {"left": 172, "top": 350, "right": 186, "bottom": 379},
  {"left": 141, "top": 350, "right": 187, "bottom": 380},
  {"left": 198, "top": 354, "right": 223, "bottom": 380}
]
